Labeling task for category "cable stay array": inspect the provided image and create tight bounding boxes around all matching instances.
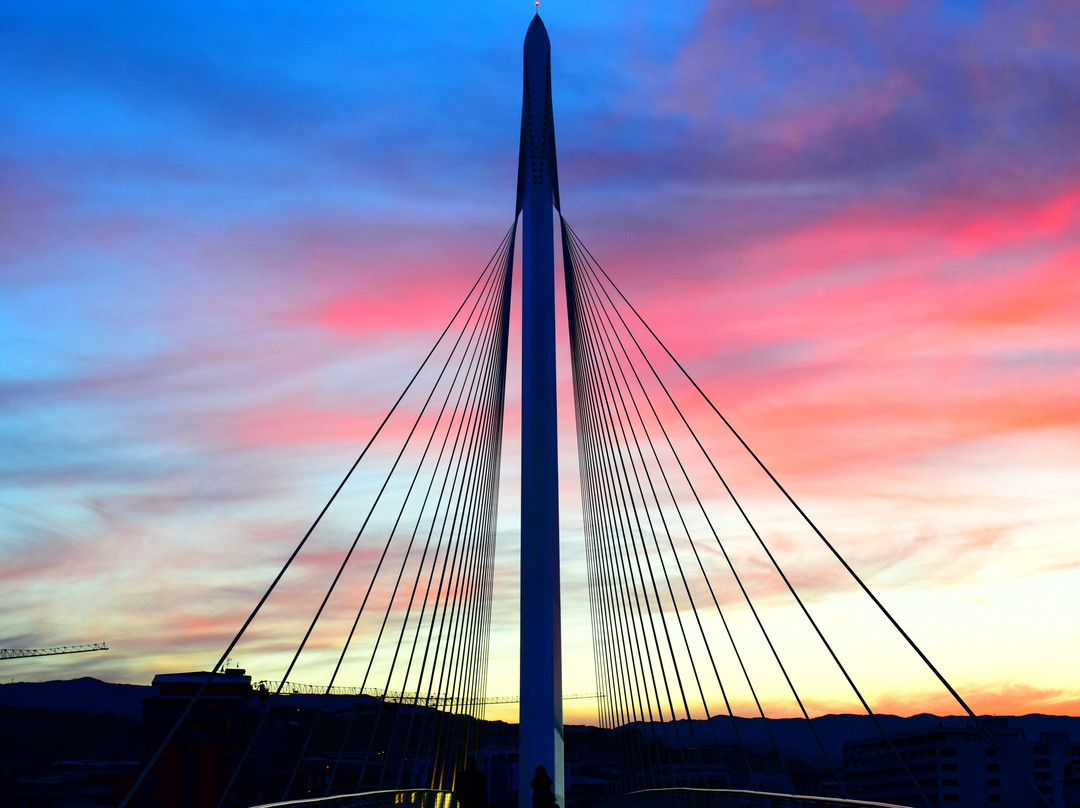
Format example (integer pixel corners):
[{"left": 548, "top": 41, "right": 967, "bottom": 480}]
[
  {"left": 558, "top": 213, "right": 1050, "bottom": 808},
  {"left": 118, "top": 208, "right": 1051, "bottom": 808},
  {"left": 122, "top": 223, "right": 518, "bottom": 808}
]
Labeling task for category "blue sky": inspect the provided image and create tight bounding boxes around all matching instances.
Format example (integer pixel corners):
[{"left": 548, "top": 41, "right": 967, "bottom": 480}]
[{"left": 2, "top": 0, "right": 1079, "bottom": 722}]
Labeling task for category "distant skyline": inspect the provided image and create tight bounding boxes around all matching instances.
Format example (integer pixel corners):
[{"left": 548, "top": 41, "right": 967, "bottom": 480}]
[{"left": 2, "top": 1, "right": 1079, "bottom": 724}]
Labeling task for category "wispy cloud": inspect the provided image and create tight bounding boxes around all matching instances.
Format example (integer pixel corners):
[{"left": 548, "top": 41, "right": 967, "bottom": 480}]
[{"left": 0, "top": 0, "right": 1077, "bottom": 717}]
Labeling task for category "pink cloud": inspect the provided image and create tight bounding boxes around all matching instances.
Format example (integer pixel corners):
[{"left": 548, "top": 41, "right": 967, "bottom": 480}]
[
  {"left": 0, "top": 160, "right": 73, "bottom": 269},
  {"left": 576, "top": 181, "right": 1080, "bottom": 478},
  {"left": 951, "top": 184, "right": 1080, "bottom": 256},
  {"left": 234, "top": 394, "right": 388, "bottom": 447},
  {"left": 734, "top": 71, "right": 919, "bottom": 163},
  {"left": 312, "top": 276, "right": 483, "bottom": 336}
]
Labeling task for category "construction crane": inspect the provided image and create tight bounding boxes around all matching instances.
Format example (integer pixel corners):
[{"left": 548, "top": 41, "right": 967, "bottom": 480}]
[{"left": 0, "top": 643, "right": 108, "bottom": 660}]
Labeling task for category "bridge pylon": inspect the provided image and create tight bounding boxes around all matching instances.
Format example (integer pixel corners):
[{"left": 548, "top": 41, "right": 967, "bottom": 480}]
[{"left": 516, "top": 13, "right": 564, "bottom": 808}]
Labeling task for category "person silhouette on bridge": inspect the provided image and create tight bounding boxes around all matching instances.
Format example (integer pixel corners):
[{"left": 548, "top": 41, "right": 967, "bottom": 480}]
[
  {"left": 453, "top": 756, "right": 487, "bottom": 808},
  {"left": 530, "top": 764, "right": 557, "bottom": 808}
]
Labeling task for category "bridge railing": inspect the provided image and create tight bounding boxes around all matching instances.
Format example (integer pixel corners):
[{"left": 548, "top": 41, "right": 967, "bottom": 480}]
[
  {"left": 601, "top": 789, "right": 908, "bottom": 808},
  {"left": 248, "top": 790, "right": 454, "bottom": 808},
  {"left": 246, "top": 788, "right": 908, "bottom": 808}
]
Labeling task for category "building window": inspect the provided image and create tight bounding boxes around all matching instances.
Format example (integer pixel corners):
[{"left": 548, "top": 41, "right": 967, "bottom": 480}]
[
  {"left": 986, "top": 763, "right": 999, "bottom": 772},
  {"left": 987, "top": 779, "right": 1000, "bottom": 787},
  {"left": 989, "top": 795, "right": 1001, "bottom": 803}
]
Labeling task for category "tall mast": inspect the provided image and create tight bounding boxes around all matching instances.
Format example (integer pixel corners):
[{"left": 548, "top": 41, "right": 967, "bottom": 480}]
[{"left": 516, "top": 13, "right": 564, "bottom": 808}]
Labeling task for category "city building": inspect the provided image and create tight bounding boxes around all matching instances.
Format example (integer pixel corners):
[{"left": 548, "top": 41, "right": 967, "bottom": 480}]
[
  {"left": 844, "top": 717, "right": 1078, "bottom": 806},
  {"left": 141, "top": 668, "right": 258, "bottom": 808}
]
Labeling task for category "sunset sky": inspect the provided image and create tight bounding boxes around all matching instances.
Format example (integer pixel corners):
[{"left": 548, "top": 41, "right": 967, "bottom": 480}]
[{"left": 2, "top": 1, "right": 1079, "bottom": 724}]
